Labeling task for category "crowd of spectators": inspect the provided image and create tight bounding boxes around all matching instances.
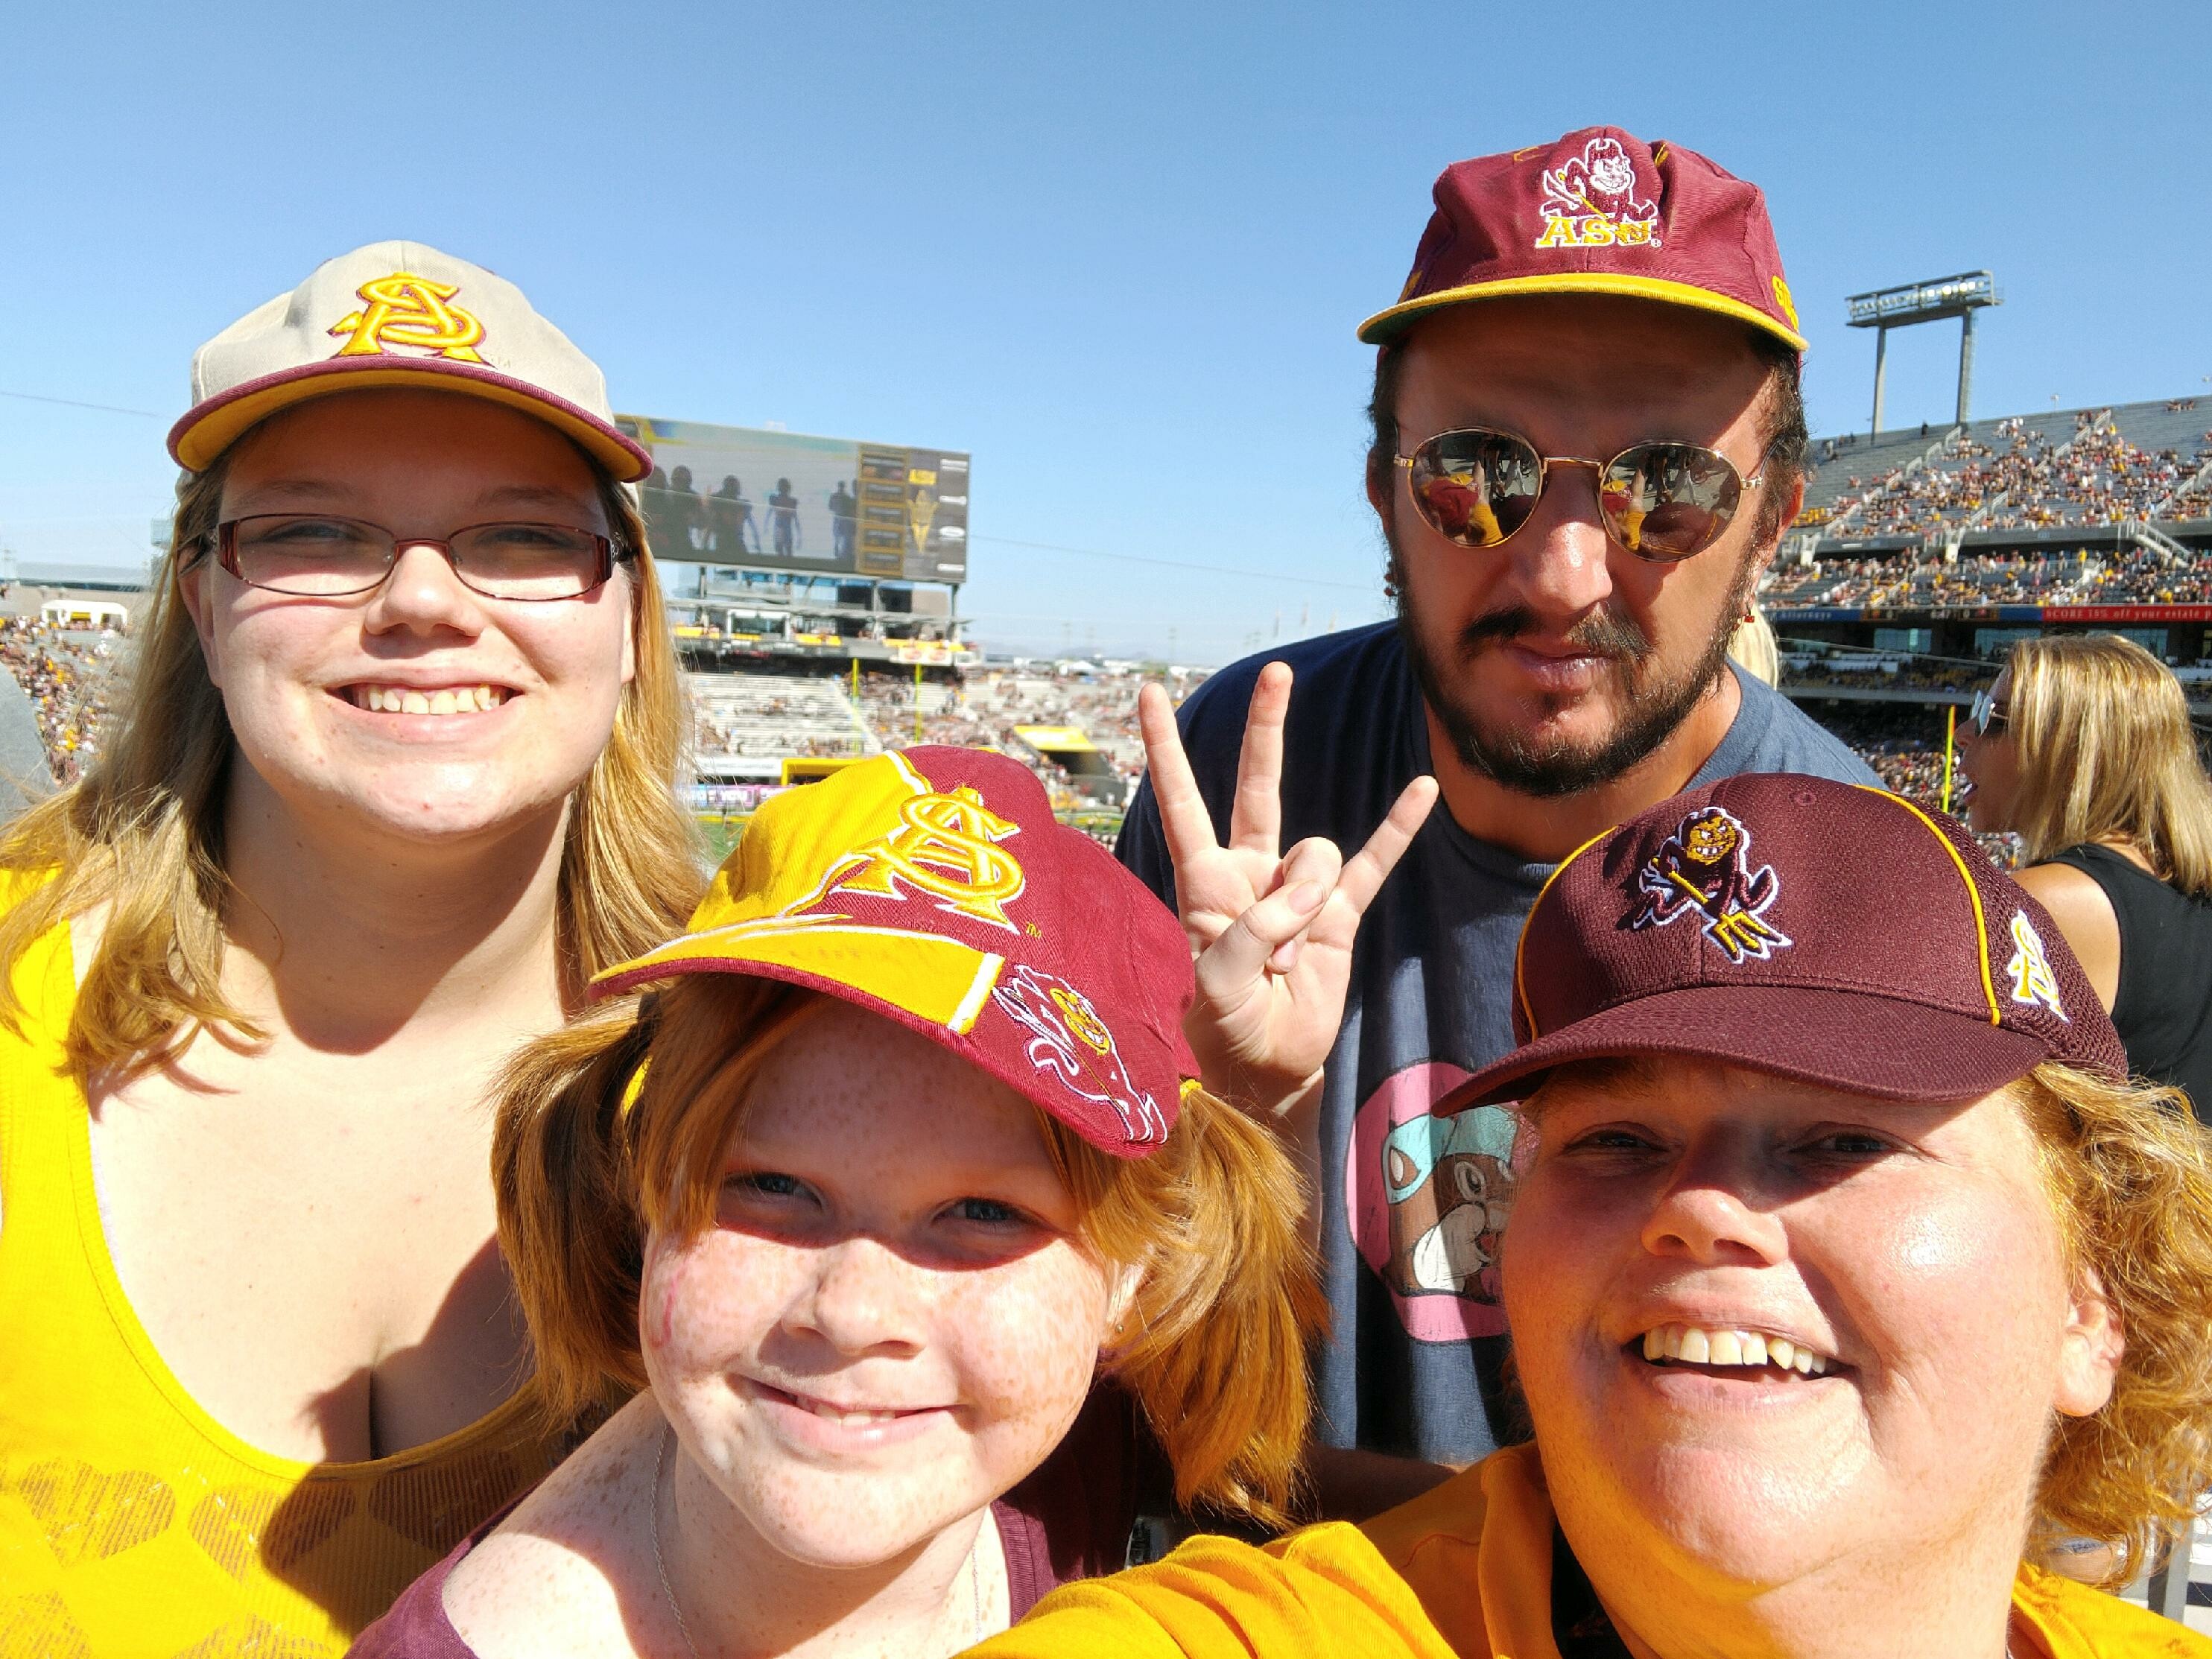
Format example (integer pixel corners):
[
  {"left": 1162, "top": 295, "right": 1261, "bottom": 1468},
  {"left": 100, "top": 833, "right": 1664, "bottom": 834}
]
[
  {"left": 1995, "top": 421, "right": 2202, "bottom": 528},
  {"left": 0, "top": 614, "right": 121, "bottom": 784},
  {"left": 851, "top": 667, "right": 1210, "bottom": 813},
  {"left": 689, "top": 671, "right": 872, "bottom": 762},
  {"left": 703, "top": 660, "right": 2043, "bottom": 863},
  {"left": 0, "top": 621, "right": 2049, "bottom": 867},
  {"left": 1762, "top": 543, "right": 2212, "bottom": 611},
  {"left": 1778, "top": 656, "right": 1991, "bottom": 694},
  {"left": 1807, "top": 413, "right": 2212, "bottom": 542},
  {"left": 688, "top": 664, "right": 1211, "bottom": 829},
  {"left": 1793, "top": 701, "right": 2018, "bottom": 866}
]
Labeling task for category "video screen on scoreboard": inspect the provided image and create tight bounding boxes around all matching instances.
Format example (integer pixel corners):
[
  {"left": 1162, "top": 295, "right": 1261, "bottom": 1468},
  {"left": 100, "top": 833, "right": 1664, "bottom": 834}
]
[{"left": 615, "top": 415, "right": 969, "bottom": 584}]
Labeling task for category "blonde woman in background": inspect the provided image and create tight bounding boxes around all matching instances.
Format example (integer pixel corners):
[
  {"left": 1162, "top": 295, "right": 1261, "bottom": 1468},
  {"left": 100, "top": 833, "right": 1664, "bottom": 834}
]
[
  {"left": 1725, "top": 600, "right": 1781, "bottom": 687},
  {"left": 1962, "top": 632, "right": 2212, "bottom": 1121},
  {"left": 0, "top": 244, "right": 701, "bottom": 1655}
]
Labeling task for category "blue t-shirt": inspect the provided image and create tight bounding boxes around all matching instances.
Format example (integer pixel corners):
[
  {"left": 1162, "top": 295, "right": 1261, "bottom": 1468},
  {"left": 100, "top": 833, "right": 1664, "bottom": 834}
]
[{"left": 1116, "top": 623, "right": 1879, "bottom": 1463}]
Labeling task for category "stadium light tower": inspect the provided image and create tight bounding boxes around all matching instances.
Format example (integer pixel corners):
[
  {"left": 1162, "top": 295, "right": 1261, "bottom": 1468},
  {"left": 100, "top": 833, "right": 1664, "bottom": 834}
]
[{"left": 1845, "top": 271, "right": 2000, "bottom": 436}]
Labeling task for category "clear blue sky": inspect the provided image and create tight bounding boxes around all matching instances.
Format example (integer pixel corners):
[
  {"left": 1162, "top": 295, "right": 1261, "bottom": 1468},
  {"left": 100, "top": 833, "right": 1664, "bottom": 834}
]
[{"left": 4, "top": 0, "right": 2208, "bottom": 661}]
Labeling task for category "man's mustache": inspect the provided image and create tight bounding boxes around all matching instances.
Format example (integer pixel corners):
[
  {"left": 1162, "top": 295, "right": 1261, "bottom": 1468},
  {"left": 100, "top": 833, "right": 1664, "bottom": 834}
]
[{"left": 1457, "top": 606, "right": 1652, "bottom": 662}]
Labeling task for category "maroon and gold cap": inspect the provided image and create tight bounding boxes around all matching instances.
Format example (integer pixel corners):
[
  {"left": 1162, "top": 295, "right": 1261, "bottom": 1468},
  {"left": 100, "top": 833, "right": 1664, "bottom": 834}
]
[
  {"left": 1357, "top": 126, "right": 1807, "bottom": 352},
  {"left": 1438, "top": 774, "right": 2126, "bottom": 1113},
  {"left": 593, "top": 747, "right": 1197, "bottom": 1158}
]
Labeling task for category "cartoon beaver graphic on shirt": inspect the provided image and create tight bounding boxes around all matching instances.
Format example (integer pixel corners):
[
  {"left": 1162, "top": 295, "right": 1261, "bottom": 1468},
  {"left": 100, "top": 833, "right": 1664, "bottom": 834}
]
[{"left": 1381, "top": 1107, "right": 1517, "bottom": 1302}]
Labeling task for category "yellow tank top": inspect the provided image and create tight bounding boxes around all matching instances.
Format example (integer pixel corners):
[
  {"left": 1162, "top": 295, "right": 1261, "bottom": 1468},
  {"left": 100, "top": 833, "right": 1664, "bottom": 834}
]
[{"left": 0, "top": 902, "right": 580, "bottom": 1655}]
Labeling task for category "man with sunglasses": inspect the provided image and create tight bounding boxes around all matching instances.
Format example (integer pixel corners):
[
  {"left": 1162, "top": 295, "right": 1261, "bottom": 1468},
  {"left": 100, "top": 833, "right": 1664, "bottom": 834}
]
[{"left": 1118, "top": 127, "right": 1877, "bottom": 1501}]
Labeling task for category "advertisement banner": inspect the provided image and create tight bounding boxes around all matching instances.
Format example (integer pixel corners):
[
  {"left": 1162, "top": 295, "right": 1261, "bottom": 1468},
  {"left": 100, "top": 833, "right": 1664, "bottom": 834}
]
[
  {"left": 2041, "top": 605, "right": 2212, "bottom": 624},
  {"left": 1774, "top": 603, "right": 2197, "bottom": 625},
  {"left": 618, "top": 416, "right": 969, "bottom": 585}
]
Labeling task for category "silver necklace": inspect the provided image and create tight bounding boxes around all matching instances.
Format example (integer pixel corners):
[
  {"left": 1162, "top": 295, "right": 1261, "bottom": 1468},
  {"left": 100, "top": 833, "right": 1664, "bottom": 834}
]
[
  {"left": 652, "top": 1424, "right": 701, "bottom": 1659},
  {"left": 649, "top": 1422, "right": 990, "bottom": 1658}
]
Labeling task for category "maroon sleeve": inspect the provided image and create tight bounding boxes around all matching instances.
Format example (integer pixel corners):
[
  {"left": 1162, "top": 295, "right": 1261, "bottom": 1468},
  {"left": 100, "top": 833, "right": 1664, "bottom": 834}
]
[
  {"left": 992, "top": 1383, "right": 1173, "bottom": 1617},
  {"left": 343, "top": 1499, "right": 523, "bottom": 1658},
  {"left": 353, "top": 1394, "right": 1170, "bottom": 1643}
]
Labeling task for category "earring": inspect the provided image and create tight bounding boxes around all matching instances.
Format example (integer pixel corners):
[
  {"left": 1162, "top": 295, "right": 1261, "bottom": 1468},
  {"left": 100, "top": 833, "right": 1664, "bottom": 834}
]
[{"left": 1384, "top": 562, "right": 1403, "bottom": 599}]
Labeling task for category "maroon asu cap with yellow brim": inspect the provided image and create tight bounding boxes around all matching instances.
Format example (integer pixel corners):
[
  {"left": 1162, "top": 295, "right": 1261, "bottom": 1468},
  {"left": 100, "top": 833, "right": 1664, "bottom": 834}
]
[
  {"left": 594, "top": 746, "right": 1199, "bottom": 1158},
  {"left": 1358, "top": 125, "right": 1807, "bottom": 354},
  {"left": 1436, "top": 774, "right": 2127, "bottom": 1114}
]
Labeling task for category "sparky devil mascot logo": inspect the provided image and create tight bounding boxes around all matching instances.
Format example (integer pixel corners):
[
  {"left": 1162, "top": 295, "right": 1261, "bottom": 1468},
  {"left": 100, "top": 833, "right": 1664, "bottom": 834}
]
[
  {"left": 991, "top": 963, "right": 1169, "bottom": 1147},
  {"left": 1626, "top": 806, "right": 1792, "bottom": 964},
  {"left": 1534, "top": 135, "right": 1661, "bottom": 250}
]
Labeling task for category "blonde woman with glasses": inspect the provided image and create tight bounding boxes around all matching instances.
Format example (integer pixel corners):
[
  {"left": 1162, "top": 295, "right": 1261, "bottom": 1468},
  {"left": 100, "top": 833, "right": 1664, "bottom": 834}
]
[
  {"left": 0, "top": 244, "right": 702, "bottom": 1656},
  {"left": 1962, "top": 632, "right": 2212, "bottom": 1122}
]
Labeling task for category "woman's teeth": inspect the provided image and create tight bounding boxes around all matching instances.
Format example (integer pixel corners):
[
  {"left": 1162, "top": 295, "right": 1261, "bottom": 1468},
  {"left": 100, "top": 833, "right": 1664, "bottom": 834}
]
[
  {"left": 801, "top": 1398, "right": 905, "bottom": 1427},
  {"left": 1641, "top": 1324, "right": 1830, "bottom": 1374},
  {"left": 351, "top": 685, "right": 507, "bottom": 714}
]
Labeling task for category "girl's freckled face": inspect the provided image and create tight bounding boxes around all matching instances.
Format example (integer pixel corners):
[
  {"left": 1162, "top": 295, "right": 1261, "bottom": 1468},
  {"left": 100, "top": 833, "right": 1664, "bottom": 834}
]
[{"left": 640, "top": 1000, "right": 1118, "bottom": 1569}]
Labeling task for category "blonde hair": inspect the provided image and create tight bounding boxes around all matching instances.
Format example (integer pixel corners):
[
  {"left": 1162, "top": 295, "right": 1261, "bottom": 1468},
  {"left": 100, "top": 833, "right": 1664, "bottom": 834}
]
[
  {"left": 0, "top": 445, "right": 702, "bottom": 1076},
  {"left": 1727, "top": 605, "right": 1780, "bottom": 688},
  {"left": 2003, "top": 633, "right": 2212, "bottom": 897},
  {"left": 2020, "top": 1062, "right": 2212, "bottom": 1585},
  {"left": 495, "top": 975, "right": 1327, "bottom": 1529}
]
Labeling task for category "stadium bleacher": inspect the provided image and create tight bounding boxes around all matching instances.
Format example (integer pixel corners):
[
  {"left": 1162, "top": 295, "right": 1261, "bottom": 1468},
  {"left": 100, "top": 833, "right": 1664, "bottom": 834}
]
[
  {"left": 1794, "top": 427, "right": 1942, "bottom": 527},
  {"left": 1796, "top": 399, "right": 2212, "bottom": 545},
  {"left": 0, "top": 614, "right": 120, "bottom": 784},
  {"left": 1764, "top": 396, "right": 2212, "bottom": 621},
  {"left": 690, "top": 670, "right": 875, "bottom": 778}
]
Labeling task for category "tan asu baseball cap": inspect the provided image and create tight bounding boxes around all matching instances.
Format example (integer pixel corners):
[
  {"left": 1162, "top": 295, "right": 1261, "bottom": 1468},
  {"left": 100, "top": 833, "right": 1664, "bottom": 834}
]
[{"left": 168, "top": 241, "right": 652, "bottom": 481}]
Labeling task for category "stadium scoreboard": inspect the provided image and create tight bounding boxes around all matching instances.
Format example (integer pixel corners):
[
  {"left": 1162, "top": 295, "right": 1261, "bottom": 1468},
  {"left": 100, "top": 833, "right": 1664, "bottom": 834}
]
[{"left": 615, "top": 415, "right": 969, "bottom": 584}]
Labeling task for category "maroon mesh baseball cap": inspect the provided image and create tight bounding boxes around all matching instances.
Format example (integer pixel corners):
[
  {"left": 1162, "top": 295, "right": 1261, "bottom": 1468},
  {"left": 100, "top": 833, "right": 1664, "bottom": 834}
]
[
  {"left": 1357, "top": 126, "right": 1807, "bottom": 353},
  {"left": 1437, "top": 775, "right": 2127, "bottom": 1113}
]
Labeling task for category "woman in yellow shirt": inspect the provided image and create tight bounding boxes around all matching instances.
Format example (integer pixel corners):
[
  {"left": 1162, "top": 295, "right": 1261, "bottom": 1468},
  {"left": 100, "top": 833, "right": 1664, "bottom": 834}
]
[
  {"left": 969, "top": 770, "right": 2212, "bottom": 1658},
  {"left": 0, "top": 245, "right": 700, "bottom": 1654}
]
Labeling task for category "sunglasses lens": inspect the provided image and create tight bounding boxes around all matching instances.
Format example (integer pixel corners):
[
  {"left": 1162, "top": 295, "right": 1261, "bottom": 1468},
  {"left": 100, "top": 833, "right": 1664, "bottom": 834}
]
[
  {"left": 1408, "top": 431, "right": 1544, "bottom": 548},
  {"left": 1601, "top": 444, "right": 1743, "bottom": 560}
]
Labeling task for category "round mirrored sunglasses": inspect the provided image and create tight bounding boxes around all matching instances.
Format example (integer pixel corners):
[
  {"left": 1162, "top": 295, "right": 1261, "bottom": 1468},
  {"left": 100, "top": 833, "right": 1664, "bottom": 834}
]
[{"left": 1394, "top": 428, "right": 1765, "bottom": 563}]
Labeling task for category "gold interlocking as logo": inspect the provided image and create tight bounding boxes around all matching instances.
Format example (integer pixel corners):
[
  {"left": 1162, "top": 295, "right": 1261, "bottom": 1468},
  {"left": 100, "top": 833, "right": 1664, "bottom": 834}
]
[
  {"left": 329, "top": 272, "right": 487, "bottom": 362},
  {"left": 829, "top": 786, "right": 1026, "bottom": 929}
]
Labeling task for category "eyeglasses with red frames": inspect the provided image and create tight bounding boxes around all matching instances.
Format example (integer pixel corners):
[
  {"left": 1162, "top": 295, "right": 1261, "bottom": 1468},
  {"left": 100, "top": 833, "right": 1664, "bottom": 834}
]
[
  {"left": 212, "top": 514, "right": 631, "bottom": 601},
  {"left": 1394, "top": 428, "right": 1769, "bottom": 562}
]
